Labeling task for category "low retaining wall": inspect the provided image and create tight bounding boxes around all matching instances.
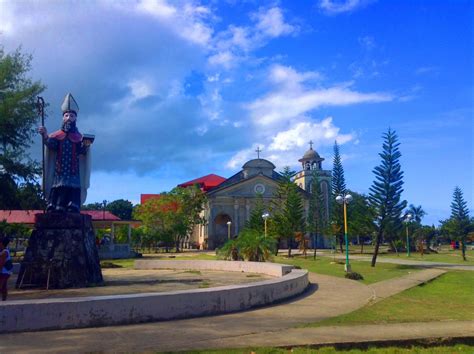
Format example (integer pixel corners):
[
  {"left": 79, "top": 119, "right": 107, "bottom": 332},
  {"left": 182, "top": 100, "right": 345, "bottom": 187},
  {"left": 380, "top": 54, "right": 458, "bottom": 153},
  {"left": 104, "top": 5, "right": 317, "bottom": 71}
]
[
  {"left": 0, "top": 261, "right": 309, "bottom": 333},
  {"left": 135, "top": 259, "right": 294, "bottom": 277}
]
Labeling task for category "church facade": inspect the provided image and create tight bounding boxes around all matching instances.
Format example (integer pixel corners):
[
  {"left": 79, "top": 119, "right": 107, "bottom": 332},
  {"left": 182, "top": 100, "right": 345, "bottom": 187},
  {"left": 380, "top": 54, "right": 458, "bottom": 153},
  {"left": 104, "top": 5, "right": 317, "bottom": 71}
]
[{"left": 189, "top": 144, "right": 332, "bottom": 250}]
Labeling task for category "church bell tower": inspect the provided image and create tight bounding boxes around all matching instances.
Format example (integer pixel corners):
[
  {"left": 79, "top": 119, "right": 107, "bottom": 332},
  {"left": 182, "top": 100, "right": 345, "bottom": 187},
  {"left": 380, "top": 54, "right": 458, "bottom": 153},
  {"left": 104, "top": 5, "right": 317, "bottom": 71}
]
[{"left": 293, "top": 141, "right": 332, "bottom": 220}]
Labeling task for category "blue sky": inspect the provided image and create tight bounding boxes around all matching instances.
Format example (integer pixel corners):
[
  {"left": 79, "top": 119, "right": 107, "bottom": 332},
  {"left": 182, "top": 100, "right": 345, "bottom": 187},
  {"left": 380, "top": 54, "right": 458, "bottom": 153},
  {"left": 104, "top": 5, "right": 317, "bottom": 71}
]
[{"left": 1, "top": 0, "right": 472, "bottom": 225}]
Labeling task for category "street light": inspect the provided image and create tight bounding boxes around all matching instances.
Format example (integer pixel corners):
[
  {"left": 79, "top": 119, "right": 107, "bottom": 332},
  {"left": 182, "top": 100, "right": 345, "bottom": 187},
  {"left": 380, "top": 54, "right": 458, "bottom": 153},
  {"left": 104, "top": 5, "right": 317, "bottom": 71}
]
[
  {"left": 102, "top": 200, "right": 108, "bottom": 220},
  {"left": 262, "top": 212, "right": 270, "bottom": 237},
  {"left": 226, "top": 221, "right": 232, "bottom": 240},
  {"left": 404, "top": 213, "right": 412, "bottom": 257},
  {"left": 336, "top": 194, "right": 353, "bottom": 272}
]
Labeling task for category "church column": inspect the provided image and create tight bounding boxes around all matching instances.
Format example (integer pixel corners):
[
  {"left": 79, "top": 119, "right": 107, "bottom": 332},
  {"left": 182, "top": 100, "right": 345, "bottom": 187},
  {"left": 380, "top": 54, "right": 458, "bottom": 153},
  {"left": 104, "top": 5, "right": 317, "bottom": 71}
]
[
  {"left": 234, "top": 199, "right": 239, "bottom": 236},
  {"left": 245, "top": 200, "right": 250, "bottom": 222}
]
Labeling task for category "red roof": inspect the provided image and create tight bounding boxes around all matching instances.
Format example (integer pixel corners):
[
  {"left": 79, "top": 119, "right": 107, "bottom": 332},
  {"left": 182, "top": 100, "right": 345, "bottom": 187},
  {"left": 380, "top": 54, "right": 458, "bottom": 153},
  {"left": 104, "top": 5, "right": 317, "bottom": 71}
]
[
  {"left": 178, "top": 174, "right": 226, "bottom": 192},
  {"left": 140, "top": 194, "right": 162, "bottom": 204},
  {"left": 0, "top": 210, "right": 121, "bottom": 224}
]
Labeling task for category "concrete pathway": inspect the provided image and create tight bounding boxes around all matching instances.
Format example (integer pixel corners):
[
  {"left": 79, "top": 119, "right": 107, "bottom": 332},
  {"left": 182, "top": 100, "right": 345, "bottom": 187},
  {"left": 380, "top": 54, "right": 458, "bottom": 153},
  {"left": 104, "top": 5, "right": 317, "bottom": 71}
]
[
  {"left": 369, "top": 268, "right": 446, "bottom": 302},
  {"left": 0, "top": 268, "right": 456, "bottom": 353}
]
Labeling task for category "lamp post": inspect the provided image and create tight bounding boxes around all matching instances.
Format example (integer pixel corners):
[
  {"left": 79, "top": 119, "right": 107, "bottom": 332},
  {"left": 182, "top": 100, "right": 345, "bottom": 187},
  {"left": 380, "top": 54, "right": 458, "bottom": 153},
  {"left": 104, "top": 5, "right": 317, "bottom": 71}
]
[
  {"left": 262, "top": 212, "right": 270, "bottom": 238},
  {"left": 226, "top": 221, "right": 232, "bottom": 240},
  {"left": 336, "top": 194, "right": 353, "bottom": 272},
  {"left": 404, "top": 213, "right": 412, "bottom": 257},
  {"left": 102, "top": 199, "right": 108, "bottom": 220}
]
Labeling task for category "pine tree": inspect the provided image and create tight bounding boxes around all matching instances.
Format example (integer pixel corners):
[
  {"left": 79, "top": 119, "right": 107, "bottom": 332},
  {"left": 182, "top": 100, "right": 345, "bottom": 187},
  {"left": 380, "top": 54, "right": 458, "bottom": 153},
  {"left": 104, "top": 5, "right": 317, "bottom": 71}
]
[
  {"left": 441, "top": 186, "right": 472, "bottom": 260},
  {"left": 369, "top": 128, "right": 407, "bottom": 267},
  {"left": 271, "top": 166, "right": 305, "bottom": 257},
  {"left": 308, "top": 170, "right": 326, "bottom": 259},
  {"left": 331, "top": 141, "right": 346, "bottom": 253},
  {"left": 451, "top": 187, "right": 469, "bottom": 221},
  {"left": 332, "top": 141, "right": 346, "bottom": 195},
  {"left": 246, "top": 193, "right": 266, "bottom": 234}
]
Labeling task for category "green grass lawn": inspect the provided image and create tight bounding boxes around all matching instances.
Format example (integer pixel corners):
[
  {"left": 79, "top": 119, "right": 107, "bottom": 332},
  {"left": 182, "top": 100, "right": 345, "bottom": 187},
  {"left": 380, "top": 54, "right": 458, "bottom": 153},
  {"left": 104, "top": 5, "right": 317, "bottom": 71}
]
[
  {"left": 187, "top": 344, "right": 474, "bottom": 354},
  {"left": 272, "top": 255, "right": 420, "bottom": 285},
  {"left": 303, "top": 271, "right": 474, "bottom": 327},
  {"left": 321, "top": 245, "right": 473, "bottom": 265},
  {"left": 378, "top": 249, "right": 473, "bottom": 264}
]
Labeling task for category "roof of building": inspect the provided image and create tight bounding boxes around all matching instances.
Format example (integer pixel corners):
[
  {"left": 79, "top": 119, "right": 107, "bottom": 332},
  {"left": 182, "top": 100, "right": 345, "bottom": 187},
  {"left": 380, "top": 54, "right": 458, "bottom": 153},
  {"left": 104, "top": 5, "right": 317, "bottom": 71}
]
[
  {"left": 207, "top": 166, "right": 286, "bottom": 195},
  {"left": 177, "top": 173, "right": 227, "bottom": 192},
  {"left": 0, "top": 210, "right": 121, "bottom": 224},
  {"left": 299, "top": 147, "right": 323, "bottom": 162},
  {"left": 140, "top": 194, "right": 162, "bottom": 204},
  {"left": 242, "top": 159, "right": 276, "bottom": 170}
]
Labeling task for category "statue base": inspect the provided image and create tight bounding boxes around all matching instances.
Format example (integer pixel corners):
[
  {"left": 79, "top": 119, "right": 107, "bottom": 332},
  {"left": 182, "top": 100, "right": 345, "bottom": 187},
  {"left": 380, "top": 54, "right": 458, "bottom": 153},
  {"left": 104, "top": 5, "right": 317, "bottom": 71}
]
[{"left": 16, "top": 212, "right": 103, "bottom": 289}]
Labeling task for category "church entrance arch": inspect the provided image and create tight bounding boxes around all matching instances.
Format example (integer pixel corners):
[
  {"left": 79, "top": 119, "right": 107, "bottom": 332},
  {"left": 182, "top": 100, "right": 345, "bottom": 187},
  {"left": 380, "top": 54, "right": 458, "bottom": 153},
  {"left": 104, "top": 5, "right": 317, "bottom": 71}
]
[{"left": 213, "top": 214, "right": 232, "bottom": 248}]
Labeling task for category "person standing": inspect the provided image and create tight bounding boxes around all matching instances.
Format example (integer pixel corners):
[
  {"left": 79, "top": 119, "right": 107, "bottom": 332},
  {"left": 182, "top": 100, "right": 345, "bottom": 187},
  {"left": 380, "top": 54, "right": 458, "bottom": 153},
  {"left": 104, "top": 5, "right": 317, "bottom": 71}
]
[{"left": 0, "top": 237, "right": 12, "bottom": 301}]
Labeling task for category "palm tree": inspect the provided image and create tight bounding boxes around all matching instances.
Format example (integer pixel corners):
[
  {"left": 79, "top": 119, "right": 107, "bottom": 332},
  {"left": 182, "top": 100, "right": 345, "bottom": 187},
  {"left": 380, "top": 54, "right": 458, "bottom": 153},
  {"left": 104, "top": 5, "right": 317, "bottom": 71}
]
[{"left": 407, "top": 204, "right": 426, "bottom": 225}]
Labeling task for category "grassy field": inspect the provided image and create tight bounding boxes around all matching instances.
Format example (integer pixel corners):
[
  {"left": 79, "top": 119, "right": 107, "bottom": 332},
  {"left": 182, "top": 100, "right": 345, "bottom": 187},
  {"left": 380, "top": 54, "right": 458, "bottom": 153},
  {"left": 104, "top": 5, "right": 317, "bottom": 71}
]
[
  {"left": 188, "top": 344, "right": 474, "bottom": 353},
  {"left": 378, "top": 249, "right": 473, "bottom": 264},
  {"left": 321, "top": 245, "right": 473, "bottom": 264},
  {"left": 272, "top": 255, "right": 420, "bottom": 285},
  {"left": 303, "top": 271, "right": 474, "bottom": 327}
]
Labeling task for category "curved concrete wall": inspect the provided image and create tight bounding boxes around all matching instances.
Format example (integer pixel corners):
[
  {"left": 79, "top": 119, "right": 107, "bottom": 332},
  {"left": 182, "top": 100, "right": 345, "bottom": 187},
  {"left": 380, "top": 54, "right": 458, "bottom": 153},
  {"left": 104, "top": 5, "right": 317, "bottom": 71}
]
[
  {"left": 0, "top": 261, "right": 309, "bottom": 333},
  {"left": 135, "top": 259, "right": 294, "bottom": 277}
]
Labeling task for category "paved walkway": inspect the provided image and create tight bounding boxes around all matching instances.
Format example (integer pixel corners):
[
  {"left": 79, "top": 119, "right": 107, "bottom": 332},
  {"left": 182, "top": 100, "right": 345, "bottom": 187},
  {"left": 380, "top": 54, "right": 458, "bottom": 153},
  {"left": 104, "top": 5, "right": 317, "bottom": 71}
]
[{"left": 1, "top": 268, "right": 462, "bottom": 353}]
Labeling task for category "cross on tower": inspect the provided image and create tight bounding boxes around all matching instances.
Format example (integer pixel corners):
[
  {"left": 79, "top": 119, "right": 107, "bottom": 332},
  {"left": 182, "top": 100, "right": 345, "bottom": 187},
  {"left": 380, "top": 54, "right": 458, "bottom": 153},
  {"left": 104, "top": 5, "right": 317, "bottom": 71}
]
[
  {"left": 255, "top": 146, "right": 262, "bottom": 159},
  {"left": 309, "top": 140, "right": 313, "bottom": 149}
]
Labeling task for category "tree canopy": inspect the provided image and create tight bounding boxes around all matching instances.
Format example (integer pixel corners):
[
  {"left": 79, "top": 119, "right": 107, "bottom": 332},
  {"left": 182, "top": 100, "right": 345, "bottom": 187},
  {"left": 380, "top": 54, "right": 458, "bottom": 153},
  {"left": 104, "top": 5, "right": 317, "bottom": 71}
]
[
  {"left": 369, "top": 128, "right": 406, "bottom": 266},
  {"left": 0, "top": 46, "right": 46, "bottom": 209},
  {"left": 134, "top": 185, "right": 206, "bottom": 252},
  {"left": 440, "top": 186, "right": 473, "bottom": 260}
]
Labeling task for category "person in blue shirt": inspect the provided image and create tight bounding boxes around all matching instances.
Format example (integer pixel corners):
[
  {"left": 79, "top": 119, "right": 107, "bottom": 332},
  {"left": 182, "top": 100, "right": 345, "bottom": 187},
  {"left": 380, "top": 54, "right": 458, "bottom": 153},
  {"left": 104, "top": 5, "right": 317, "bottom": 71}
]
[{"left": 0, "top": 237, "right": 12, "bottom": 301}]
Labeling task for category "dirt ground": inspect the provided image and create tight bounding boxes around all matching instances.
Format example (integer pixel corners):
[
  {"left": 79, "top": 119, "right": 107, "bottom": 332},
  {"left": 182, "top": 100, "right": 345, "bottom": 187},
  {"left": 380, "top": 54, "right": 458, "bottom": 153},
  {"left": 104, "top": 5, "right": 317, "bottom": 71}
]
[{"left": 7, "top": 268, "right": 272, "bottom": 301}]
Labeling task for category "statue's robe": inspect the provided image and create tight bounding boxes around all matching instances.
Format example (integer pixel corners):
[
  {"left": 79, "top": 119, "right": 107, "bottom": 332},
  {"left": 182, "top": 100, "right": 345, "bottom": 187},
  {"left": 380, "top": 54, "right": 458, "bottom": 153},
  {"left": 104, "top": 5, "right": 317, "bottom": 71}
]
[{"left": 44, "top": 129, "right": 91, "bottom": 205}]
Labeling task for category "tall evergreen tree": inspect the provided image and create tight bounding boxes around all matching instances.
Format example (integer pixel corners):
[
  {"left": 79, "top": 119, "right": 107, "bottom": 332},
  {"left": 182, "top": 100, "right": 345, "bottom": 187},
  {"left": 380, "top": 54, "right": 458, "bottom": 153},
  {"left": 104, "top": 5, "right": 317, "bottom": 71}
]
[
  {"left": 307, "top": 170, "right": 325, "bottom": 259},
  {"left": 440, "top": 186, "right": 472, "bottom": 260},
  {"left": 245, "top": 193, "right": 266, "bottom": 234},
  {"left": 369, "top": 128, "right": 407, "bottom": 267},
  {"left": 450, "top": 187, "right": 469, "bottom": 220},
  {"left": 271, "top": 166, "right": 305, "bottom": 257},
  {"left": 331, "top": 141, "right": 346, "bottom": 253},
  {"left": 332, "top": 141, "right": 346, "bottom": 195}
]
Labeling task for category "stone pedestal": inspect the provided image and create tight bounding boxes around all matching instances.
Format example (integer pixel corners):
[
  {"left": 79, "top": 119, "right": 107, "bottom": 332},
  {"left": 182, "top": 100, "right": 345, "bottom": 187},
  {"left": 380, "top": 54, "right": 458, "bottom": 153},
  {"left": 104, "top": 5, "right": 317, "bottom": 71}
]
[{"left": 16, "top": 213, "right": 103, "bottom": 289}]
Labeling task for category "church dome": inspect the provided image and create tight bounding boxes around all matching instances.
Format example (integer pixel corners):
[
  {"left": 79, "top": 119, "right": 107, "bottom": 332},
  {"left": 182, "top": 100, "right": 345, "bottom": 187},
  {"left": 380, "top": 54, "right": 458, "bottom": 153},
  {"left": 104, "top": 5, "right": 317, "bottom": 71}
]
[
  {"left": 242, "top": 158, "right": 275, "bottom": 179},
  {"left": 242, "top": 159, "right": 276, "bottom": 169},
  {"left": 300, "top": 148, "right": 320, "bottom": 161}
]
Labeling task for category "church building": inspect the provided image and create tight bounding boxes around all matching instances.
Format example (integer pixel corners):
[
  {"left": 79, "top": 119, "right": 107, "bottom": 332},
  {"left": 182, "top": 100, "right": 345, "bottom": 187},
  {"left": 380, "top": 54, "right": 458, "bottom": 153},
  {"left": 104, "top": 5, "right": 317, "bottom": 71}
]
[{"left": 142, "top": 143, "right": 332, "bottom": 250}]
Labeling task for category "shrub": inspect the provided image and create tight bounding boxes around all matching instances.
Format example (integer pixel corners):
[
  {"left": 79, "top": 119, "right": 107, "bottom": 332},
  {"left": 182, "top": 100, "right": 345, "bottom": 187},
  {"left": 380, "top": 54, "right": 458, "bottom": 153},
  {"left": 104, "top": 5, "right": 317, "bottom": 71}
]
[
  {"left": 345, "top": 271, "right": 364, "bottom": 281},
  {"left": 217, "top": 229, "right": 275, "bottom": 262}
]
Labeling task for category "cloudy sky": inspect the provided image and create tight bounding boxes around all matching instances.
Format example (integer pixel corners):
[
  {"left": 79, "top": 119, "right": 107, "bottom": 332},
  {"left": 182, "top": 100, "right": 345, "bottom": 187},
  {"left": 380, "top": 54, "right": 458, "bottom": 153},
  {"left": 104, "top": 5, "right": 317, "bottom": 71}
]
[{"left": 1, "top": 0, "right": 472, "bottom": 225}]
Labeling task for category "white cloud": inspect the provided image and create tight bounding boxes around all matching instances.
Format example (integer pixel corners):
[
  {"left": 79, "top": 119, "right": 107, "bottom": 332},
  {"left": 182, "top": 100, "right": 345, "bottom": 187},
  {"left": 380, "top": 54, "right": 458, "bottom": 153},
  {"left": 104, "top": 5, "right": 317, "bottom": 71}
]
[
  {"left": 269, "top": 117, "right": 353, "bottom": 151},
  {"left": 136, "top": 0, "right": 177, "bottom": 18},
  {"left": 319, "top": 0, "right": 372, "bottom": 14},
  {"left": 269, "top": 64, "right": 322, "bottom": 88},
  {"left": 226, "top": 143, "right": 266, "bottom": 169},
  {"left": 253, "top": 7, "right": 297, "bottom": 38},
  {"left": 226, "top": 116, "right": 355, "bottom": 171},
  {"left": 209, "top": 6, "right": 297, "bottom": 69},
  {"left": 208, "top": 51, "right": 237, "bottom": 69},
  {"left": 247, "top": 82, "right": 393, "bottom": 126}
]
